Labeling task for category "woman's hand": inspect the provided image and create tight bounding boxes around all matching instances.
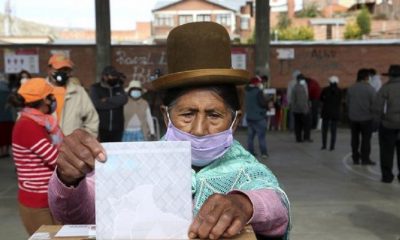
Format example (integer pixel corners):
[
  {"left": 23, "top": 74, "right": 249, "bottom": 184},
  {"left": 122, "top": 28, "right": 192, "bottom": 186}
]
[
  {"left": 56, "top": 129, "right": 106, "bottom": 185},
  {"left": 189, "top": 193, "right": 253, "bottom": 239}
]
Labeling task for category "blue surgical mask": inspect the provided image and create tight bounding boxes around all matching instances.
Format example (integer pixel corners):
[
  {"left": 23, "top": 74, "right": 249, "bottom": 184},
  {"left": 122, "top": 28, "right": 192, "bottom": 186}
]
[
  {"left": 164, "top": 110, "right": 237, "bottom": 166},
  {"left": 130, "top": 90, "right": 141, "bottom": 99}
]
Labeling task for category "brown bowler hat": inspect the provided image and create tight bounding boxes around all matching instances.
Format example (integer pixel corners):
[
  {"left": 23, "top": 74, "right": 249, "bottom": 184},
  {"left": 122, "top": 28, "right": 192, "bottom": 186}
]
[{"left": 151, "top": 22, "right": 249, "bottom": 90}]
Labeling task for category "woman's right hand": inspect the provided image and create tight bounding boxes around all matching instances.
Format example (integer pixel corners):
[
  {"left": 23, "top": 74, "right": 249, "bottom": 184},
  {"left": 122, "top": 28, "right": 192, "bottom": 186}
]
[{"left": 56, "top": 129, "right": 106, "bottom": 186}]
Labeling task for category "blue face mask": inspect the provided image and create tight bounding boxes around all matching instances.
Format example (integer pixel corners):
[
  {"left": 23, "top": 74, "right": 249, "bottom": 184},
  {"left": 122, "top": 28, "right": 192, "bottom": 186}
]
[
  {"left": 130, "top": 90, "right": 141, "bottom": 99},
  {"left": 48, "top": 99, "right": 57, "bottom": 114},
  {"left": 164, "top": 109, "right": 237, "bottom": 167}
]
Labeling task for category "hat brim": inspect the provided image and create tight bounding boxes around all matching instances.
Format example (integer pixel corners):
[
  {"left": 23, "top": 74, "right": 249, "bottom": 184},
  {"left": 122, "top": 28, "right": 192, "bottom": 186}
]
[
  {"left": 151, "top": 69, "right": 249, "bottom": 91},
  {"left": 52, "top": 61, "right": 73, "bottom": 70}
]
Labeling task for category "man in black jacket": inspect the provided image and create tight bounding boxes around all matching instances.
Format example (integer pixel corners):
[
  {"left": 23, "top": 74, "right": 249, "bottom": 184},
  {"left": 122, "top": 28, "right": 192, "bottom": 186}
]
[{"left": 90, "top": 66, "right": 128, "bottom": 142}]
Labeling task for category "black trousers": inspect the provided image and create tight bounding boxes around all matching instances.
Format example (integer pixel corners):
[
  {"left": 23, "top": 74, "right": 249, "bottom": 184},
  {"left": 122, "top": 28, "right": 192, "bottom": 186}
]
[
  {"left": 294, "top": 113, "right": 311, "bottom": 142},
  {"left": 310, "top": 100, "right": 320, "bottom": 129},
  {"left": 350, "top": 120, "right": 372, "bottom": 163},
  {"left": 99, "top": 129, "right": 123, "bottom": 142},
  {"left": 379, "top": 125, "right": 400, "bottom": 182},
  {"left": 321, "top": 118, "right": 337, "bottom": 149}
]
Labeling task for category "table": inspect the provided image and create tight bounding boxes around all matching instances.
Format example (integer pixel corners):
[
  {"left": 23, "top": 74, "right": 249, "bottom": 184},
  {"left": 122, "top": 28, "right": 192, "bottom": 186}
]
[{"left": 30, "top": 225, "right": 256, "bottom": 240}]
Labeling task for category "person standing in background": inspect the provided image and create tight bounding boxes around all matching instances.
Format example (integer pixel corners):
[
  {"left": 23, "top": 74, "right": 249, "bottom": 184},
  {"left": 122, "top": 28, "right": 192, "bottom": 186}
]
[
  {"left": 18, "top": 70, "right": 32, "bottom": 86},
  {"left": 346, "top": 69, "right": 376, "bottom": 165},
  {"left": 123, "top": 80, "right": 155, "bottom": 141},
  {"left": 245, "top": 76, "right": 269, "bottom": 158},
  {"left": 9, "top": 78, "right": 61, "bottom": 235},
  {"left": 372, "top": 65, "right": 400, "bottom": 183},
  {"left": 320, "top": 76, "right": 342, "bottom": 151},
  {"left": 90, "top": 66, "right": 128, "bottom": 142},
  {"left": 306, "top": 77, "right": 321, "bottom": 130},
  {"left": 0, "top": 73, "right": 14, "bottom": 158},
  {"left": 368, "top": 68, "right": 382, "bottom": 92},
  {"left": 291, "top": 74, "right": 312, "bottom": 143},
  {"left": 286, "top": 70, "right": 302, "bottom": 131},
  {"left": 47, "top": 54, "right": 99, "bottom": 137}
]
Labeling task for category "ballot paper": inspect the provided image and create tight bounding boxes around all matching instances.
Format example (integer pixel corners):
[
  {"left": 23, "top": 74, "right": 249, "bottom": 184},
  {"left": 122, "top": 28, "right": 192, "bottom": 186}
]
[
  {"left": 96, "top": 141, "right": 192, "bottom": 240},
  {"left": 54, "top": 225, "right": 96, "bottom": 238}
]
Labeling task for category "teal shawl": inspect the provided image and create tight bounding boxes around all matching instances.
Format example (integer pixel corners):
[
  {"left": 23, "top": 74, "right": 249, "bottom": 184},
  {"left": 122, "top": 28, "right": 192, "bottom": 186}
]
[{"left": 191, "top": 140, "right": 291, "bottom": 238}]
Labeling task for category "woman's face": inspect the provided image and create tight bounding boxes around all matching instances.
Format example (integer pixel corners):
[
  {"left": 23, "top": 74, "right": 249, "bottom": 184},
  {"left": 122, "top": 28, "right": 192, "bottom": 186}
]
[{"left": 163, "top": 89, "right": 241, "bottom": 136}]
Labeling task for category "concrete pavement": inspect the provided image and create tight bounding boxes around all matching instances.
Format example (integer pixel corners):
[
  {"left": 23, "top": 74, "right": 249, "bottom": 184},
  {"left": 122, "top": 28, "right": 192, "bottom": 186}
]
[{"left": 0, "top": 128, "right": 399, "bottom": 239}]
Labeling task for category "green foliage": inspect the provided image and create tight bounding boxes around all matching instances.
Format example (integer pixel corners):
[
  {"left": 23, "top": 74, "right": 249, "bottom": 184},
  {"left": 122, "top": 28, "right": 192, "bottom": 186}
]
[
  {"left": 356, "top": 6, "right": 371, "bottom": 35},
  {"left": 344, "top": 22, "right": 362, "bottom": 39},
  {"left": 247, "top": 31, "right": 256, "bottom": 44},
  {"left": 277, "top": 13, "right": 292, "bottom": 29},
  {"left": 278, "top": 26, "right": 314, "bottom": 40},
  {"left": 296, "top": 3, "right": 320, "bottom": 18}
]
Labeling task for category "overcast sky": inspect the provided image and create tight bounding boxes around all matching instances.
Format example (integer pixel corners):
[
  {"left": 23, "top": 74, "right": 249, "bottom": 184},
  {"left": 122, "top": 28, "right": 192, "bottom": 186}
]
[{"left": 0, "top": 0, "right": 158, "bottom": 30}]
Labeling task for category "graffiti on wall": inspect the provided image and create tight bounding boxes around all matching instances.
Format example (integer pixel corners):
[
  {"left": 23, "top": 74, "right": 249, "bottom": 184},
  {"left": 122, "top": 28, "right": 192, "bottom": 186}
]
[
  {"left": 299, "top": 48, "right": 341, "bottom": 72},
  {"left": 114, "top": 50, "right": 167, "bottom": 84}
]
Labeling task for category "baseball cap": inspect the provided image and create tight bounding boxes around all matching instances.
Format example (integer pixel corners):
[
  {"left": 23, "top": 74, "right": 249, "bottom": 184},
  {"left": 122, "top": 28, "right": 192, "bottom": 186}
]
[
  {"left": 48, "top": 54, "right": 74, "bottom": 69},
  {"left": 18, "top": 78, "right": 54, "bottom": 103}
]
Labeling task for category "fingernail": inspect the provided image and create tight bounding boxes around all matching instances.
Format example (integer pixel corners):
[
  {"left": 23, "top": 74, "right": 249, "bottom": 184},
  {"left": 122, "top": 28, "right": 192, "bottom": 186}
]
[
  {"left": 97, "top": 153, "right": 106, "bottom": 162},
  {"left": 209, "top": 234, "right": 215, "bottom": 239},
  {"left": 189, "top": 232, "right": 196, "bottom": 239}
]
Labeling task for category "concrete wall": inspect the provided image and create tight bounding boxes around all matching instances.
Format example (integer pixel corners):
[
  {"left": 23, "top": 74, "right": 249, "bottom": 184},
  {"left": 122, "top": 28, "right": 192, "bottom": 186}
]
[{"left": 1, "top": 42, "right": 399, "bottom": 90}]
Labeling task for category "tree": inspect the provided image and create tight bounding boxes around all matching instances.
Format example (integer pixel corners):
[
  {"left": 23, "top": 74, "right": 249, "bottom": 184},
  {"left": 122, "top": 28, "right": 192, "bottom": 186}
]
[
  {"left": 344, "top": 22, "right": 362, "bottom": 39},
  {"left": 356, "top": 6, "right": 371, "bottom": 36},
  {"left": 296, "top": 3, "right": 320, "bottom": 18},
  {"left": 277, "top": 12, "right": 292, "bottom": 29},
  {"left": 278, "top": 26, "right": 314, "bottom": 40}
]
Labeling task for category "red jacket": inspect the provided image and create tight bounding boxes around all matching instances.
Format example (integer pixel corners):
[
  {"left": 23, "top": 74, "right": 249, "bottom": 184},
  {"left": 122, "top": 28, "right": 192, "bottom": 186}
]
[{"left": 307, "top": 78, "right": 321, "bottom": 100}]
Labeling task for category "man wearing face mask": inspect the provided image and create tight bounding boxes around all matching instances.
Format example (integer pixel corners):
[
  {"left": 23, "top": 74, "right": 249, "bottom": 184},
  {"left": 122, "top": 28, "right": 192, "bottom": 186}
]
[
  {"left": 122, "top": 80, "right": 155, "bottom": 141},
  {"left": 245, "top": 76, "right": 269, "bottom": 158},
  {"left": 47, "top": 54, "right": 99, "bottom": 137},
  {"left": 89, "top": 66, "right": 128, "bottom": 142}
]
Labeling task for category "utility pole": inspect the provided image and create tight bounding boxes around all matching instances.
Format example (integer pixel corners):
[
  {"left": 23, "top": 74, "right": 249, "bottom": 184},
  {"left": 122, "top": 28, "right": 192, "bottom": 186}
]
[
  {"left": 255, "top": 0, "right": 270, "bottom": 83},
  {"left": 95, "top": 0, "right": 111, "bottom": 82}
]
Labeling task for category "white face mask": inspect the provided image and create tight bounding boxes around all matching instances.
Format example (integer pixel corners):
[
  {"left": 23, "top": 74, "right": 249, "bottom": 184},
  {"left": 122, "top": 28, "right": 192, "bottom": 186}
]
[
  {"left": 299, "top": 79, "right": 306, "bottom": 85},
  {"left": 130, "top": 90, "right": 141, "bottom": 98}
]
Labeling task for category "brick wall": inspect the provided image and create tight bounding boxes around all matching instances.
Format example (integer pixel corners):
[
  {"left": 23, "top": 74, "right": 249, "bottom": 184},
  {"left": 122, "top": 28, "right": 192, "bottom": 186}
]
[{"left": 1, "top": 43, "right": 399, "bottom": 90}]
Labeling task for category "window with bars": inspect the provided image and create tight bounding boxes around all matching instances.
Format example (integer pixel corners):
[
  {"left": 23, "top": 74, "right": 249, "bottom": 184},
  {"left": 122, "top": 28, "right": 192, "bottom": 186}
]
[
  {"left": 197, "top": 14, "right": 211, "bottom": 22},
  {"left": 155, "top": 15, "right": 173, "bottom": 26},
  {"left": 241, "top": 17, "right": 249, "bottom": 30},
  {"left": 216, "top": 14, "right": 231, "bottom": 26},
  {"left": 179, "top": 15, "right": 193, "bottom": 25}
]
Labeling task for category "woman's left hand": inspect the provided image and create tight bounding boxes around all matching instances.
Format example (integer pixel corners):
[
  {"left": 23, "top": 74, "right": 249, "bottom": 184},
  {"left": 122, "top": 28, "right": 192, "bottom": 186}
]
[{"left": 188, "top": 193, "right": 253, "bottom": 239}]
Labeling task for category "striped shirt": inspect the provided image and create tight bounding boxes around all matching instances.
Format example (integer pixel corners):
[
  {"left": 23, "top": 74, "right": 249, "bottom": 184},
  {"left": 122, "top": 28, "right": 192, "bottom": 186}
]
[{"left": 12, "top": 116, "right": 58, "bottom": 208}]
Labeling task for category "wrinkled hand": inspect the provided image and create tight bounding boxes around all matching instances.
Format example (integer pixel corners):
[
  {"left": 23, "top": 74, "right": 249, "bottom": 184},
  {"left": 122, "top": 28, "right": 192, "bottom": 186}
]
[
  {"left": 188, "top": 193, "right": 253, "bottom": 239},
  {"left": 57, "top": 129, "right": 106, "bottom": 185}
]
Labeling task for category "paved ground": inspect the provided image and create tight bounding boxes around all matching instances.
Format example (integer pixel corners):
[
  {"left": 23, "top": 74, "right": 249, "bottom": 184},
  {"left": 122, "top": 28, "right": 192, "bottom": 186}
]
[{"left": 1, "top": 128, "right": 399, "bottom": 240}]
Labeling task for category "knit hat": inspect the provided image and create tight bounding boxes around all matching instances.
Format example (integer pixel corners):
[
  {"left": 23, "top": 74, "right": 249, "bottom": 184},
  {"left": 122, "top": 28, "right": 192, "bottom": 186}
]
[
  {"left": 250, "top": 76, "right": 262, "bottom": 85},
  {"left": 18, "top": 78, "right": 54, "bottom": 103},
  {"left": 328, "top": 75, "right": 339, "bottom": 84}
]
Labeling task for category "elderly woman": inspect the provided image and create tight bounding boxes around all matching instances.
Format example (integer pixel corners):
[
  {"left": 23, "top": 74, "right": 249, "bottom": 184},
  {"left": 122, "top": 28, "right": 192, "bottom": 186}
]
[{"left": 48, "top": 22, "right": 290, "bottom": 239}]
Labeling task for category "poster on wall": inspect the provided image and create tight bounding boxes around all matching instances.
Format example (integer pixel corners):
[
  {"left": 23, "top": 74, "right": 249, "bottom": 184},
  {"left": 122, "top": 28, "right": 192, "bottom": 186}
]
[
  {"left": 231, "top": 48, "right": 247, "bottom": 70},
  {"left": 4, "top": 49, "right": 39, "bottom": 74},
  {"left": 276, "top": 48, "right": 295, "bottom": 60}
]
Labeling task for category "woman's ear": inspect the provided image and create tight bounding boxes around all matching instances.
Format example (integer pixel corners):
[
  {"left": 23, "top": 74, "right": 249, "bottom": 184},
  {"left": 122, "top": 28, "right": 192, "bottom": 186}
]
[
  {"left": 231, "top": 110, "right": 243, "bottom": 132},
  {"left": 160, "top": 105, "right": 169, "bottom": 127}
]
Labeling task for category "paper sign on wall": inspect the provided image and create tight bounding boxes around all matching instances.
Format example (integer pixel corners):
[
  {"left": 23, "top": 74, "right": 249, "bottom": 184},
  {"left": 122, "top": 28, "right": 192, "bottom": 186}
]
[{"left": 4, "top": 49, "right": 39, "bottom": 73}]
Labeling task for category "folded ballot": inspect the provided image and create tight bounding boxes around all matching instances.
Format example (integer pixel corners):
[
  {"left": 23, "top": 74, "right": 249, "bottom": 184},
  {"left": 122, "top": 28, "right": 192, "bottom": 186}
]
[{"left": 95, "top": 141, "right": 192, "bottom": 240}]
